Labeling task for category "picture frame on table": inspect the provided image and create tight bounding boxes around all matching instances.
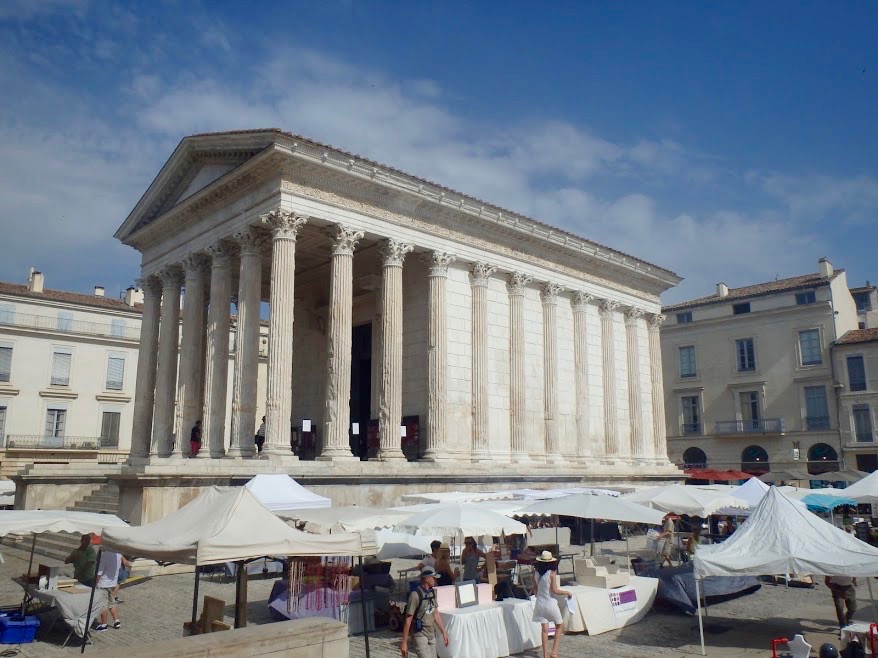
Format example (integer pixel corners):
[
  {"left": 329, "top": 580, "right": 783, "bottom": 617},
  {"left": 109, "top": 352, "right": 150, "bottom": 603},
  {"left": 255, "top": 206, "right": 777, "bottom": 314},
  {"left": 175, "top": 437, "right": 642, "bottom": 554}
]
[{"left": 455, "top": 580, "right": 479, "bottom": 608}]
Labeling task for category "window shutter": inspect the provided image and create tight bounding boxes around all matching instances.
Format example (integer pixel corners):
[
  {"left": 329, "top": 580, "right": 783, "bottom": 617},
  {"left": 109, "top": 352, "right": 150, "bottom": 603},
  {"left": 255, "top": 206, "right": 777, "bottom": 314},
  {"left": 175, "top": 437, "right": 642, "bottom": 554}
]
[
  {"left": 106, "top": 356, "right": 124, "bottom": 390},
  {"left": 0, "top": 407, "right": 6, "bottom": 442},
  {"left": 0, "top": 346, "right": 11, "bottom": 382},
  {"left": 0, "top": 304, "right": 15, "bottom": 325},
  {"left": 101, "top": 411, "right": 121, "bottom": 445},
  {"left": 51, "top": 351, "right": 72, "bottom": 386},
  {"left": 57, "top": 312, "right": 73, "bottom": 331},
  {"left": 111, "top": 319, "right": 125, "bottom": 338}
]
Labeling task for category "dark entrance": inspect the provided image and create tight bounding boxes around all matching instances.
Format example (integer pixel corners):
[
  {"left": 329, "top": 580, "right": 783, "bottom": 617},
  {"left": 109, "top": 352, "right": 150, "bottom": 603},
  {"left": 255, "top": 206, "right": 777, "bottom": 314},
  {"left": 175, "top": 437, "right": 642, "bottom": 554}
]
[{"left": 350, "top": 323, "right": 372, "bottom": 460}]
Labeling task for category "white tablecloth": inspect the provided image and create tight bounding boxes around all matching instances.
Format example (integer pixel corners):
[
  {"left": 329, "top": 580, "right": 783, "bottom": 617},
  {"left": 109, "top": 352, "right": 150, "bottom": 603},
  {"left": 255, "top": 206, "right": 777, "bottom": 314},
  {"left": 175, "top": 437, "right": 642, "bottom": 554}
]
[
  {"left": 495, "top": 599, "right": 541, "bottom": 653},
  {"left": 437, "top": 604, "right": 509, "bottom": 658},
  {"left": 30, "top": 585, "right": 104, "bottom": 638},
  {"left": 842, "top": 622, "right": 875, "bottom": 654},
  {"left": 563, "top": 576, "right": 658, "bottom": 635}
]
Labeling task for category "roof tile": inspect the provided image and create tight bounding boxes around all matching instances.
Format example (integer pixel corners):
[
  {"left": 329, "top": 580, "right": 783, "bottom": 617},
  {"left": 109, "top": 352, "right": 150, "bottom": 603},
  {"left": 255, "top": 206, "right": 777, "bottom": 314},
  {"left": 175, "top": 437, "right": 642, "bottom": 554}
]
[
  {"left": 0, "top": 282, "right": 142, "bottom": 313},
  {"left": 836, "top": 328, "right": 878, "bottom": 346}
]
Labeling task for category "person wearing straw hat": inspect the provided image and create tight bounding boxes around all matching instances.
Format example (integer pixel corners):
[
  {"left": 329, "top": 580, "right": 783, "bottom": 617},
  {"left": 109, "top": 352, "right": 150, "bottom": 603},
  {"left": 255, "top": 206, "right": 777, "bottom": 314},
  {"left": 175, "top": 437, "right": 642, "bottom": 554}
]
[{"left": 531, "top": 551, "right": 571, "bottom": 658}]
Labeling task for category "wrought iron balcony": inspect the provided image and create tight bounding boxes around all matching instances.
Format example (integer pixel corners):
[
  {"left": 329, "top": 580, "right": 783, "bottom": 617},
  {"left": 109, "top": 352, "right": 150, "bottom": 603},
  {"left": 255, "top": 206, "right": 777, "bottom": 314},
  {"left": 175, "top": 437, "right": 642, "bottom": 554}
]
[
  {"left": 714, "top": 418, "right": 785, "bottom": 435},
  {"left": 2, "top": 435, "right": 119, "bottom": 450}
]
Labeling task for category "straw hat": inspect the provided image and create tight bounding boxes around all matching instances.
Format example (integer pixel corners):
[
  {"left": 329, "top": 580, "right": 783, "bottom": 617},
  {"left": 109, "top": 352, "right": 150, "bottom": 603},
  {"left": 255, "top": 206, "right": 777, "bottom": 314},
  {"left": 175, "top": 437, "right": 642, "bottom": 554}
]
[{"left": 535, "top": 550, "right": 557, "bottom": 563}]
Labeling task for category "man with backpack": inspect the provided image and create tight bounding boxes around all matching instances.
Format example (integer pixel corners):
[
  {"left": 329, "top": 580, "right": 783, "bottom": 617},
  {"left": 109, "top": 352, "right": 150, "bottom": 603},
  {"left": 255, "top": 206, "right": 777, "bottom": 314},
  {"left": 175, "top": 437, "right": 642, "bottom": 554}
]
[{"left": 400, "top": 566, "right": 449, "bottom": 658}]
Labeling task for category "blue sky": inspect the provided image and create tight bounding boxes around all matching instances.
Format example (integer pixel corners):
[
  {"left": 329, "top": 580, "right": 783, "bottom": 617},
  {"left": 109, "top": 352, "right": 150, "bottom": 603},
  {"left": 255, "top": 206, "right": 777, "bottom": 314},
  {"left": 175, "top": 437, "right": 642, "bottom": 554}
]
[{"left": 0, "top": 1, "right": 876, "bottom": 303}]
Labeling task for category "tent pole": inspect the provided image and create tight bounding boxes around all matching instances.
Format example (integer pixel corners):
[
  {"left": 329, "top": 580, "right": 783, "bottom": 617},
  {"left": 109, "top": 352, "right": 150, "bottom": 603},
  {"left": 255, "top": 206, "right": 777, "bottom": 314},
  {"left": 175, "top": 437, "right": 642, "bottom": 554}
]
[
  {"left": 81, "top": 548, "right": 102, "bottom": 654},
  {"left": 695, "top": 576, "right": 706, "bottom": 656},
  {"left": 20, "top": 533, "right": 36, "bottom": 617},
  {"left": 234, "top": 560, "right": 244, "bottom": 628},
  {"left": 868, "top": 577, "right": 875, "bottom": 612},
  {"left": 590, "top": 518, "right": 595, "bottom": 557},
  {"left": 191, "top": 565, "right": 201, "bottom": 630},
  {"left": 358, "top": 556, "right": 371, "bottom": 658},
  {"left": 625, "top": 526, "right": 630, "bottom": 571}
]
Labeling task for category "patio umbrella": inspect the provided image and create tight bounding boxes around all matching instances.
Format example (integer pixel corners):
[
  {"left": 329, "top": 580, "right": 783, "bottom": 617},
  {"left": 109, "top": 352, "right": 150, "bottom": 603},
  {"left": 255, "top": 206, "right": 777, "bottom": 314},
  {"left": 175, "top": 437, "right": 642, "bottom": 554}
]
[
  {"left": 280, "top": 506, "right": 414, "bottom": 534},
  {"left": 800, "top": 493, "right": 857, "bottom": 513},
  {"left": 392, "top": 503, "right": 527, "bottom": 539},
  {"left": 623, "top": 484, "right": 747, "bottom": 516}
]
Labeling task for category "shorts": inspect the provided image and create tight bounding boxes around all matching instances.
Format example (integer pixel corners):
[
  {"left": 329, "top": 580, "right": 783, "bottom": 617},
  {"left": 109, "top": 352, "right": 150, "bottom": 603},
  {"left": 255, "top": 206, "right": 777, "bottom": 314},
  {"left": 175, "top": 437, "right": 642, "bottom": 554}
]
[
  {"left": 98, "top": 587, "right": 117, "bottom": 609},
  {"left": 411, "top": 631, "right": 436, "bottom": 658}
]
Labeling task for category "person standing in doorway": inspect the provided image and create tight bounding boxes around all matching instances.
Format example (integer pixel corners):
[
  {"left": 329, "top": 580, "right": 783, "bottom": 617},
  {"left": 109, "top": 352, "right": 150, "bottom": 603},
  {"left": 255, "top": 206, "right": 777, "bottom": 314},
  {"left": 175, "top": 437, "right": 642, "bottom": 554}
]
[
  {"left": 826, "top": 575, "right": 857, "bottom": 632},
  {"left": 255, "top": 416, "right": 266, "bottom": 454},
  {"left": 189, "top": 420, "right": 202, "bottom": 457}
]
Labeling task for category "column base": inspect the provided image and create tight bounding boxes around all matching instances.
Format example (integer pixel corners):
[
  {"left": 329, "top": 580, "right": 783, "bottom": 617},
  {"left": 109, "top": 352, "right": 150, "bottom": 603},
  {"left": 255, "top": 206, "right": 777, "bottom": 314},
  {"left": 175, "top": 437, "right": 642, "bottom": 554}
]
[
  {"left": 316, "top": 448, "right": 357, "bottom": 461},
  {"left": 267, "top": 452, "right": 300, "bottom": 464},
  {"left": 377, "top": 451, "right": 407, "bottom": 461},
  {"left": 208, "top": 450, "right": 226, "bottom": 459},
  {"left": 224, "top": 447, "right": 254, "bottom": 459},
  {"left": 545, "top": 454, "right": 565, "bottom": 464},
  {"left": 470, "top": 450, "right": 492, "bottom": 463},
  {"left": 510, "top": 452, "right": 531, "bottom": 463},
  {"left": 194, "top": 450, "right": 212, "bottom": 459},
  {"left": 421, "top": 449, "right": 452, "bottom": 462}
]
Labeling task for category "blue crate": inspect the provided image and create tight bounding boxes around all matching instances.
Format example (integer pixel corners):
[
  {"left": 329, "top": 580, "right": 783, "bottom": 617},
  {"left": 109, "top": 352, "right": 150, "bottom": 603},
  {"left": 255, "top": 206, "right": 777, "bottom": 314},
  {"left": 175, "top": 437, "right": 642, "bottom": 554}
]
[{"left": 0, "top": 614, "right": 39, "bottom": 644}]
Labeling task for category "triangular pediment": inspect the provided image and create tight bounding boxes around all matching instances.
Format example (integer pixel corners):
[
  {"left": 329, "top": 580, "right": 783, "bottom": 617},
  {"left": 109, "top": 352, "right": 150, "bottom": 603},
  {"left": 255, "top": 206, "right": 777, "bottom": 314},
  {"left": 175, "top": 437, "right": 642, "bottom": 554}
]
[{"left": 115, "top": 130, "right": 286, "bottom": 242}]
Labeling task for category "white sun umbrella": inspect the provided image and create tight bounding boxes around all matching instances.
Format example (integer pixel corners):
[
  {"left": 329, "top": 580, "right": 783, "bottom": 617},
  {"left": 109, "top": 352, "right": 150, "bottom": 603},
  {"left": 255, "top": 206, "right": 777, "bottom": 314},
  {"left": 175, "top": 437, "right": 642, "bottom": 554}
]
[
  {"left": 280, "top": 506, "right": 415, "bottom": 534},
  {"left": 623, "top": 484, "right": 747, "bottom": 517},
  {"left": 393, "top": 503, "right": 527, "bottom": 542}
]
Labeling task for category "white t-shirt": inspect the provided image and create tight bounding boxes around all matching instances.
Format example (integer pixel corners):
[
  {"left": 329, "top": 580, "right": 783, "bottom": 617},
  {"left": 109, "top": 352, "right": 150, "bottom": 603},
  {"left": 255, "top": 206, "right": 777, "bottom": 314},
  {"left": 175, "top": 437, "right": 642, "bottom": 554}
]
[
  {"left": 422, "top": 556, "right": 436, "bottom": 569},
  {"left": 96, "top": 551, "right": 121, "bottom": 589}
]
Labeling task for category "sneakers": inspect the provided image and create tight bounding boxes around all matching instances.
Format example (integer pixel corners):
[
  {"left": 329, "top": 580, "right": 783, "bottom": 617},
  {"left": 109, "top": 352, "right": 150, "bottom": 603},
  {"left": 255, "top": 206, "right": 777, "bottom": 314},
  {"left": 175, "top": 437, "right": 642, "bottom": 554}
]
[
  {"left": 93, "top": 624, "right": 108, "bottom": 632},
  {"left": 112, "top": 621, "right": 121, "bottom": 630}
]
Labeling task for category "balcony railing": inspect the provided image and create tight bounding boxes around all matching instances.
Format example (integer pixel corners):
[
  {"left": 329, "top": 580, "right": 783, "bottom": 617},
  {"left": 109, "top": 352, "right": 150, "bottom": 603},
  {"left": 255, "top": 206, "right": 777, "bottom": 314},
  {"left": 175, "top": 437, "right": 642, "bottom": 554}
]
[
  {"left": 805, "top": 416, "right": 831, "bottom": 431},
  {"left": 2, "top": 435, "right": 119, "bottom": 450},
  {"left": 714, "top": 418, "right": 785, "bottom": 435},
  {"left": 0, "top": 312, "right": 139, "bottom": 340}
]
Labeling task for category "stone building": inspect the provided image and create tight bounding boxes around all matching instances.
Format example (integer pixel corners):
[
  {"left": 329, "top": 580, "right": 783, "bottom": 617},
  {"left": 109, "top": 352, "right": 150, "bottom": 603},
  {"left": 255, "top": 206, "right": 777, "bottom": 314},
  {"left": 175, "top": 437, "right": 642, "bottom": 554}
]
[
  {"left": 661, "top": 258, "right": 857, "bottom": 476},
  {"left": 833, "top": 328, "right": 878, "bottom": 471},
  {"left": 17, "top": 129, "right": 682, "bottom": 520}
]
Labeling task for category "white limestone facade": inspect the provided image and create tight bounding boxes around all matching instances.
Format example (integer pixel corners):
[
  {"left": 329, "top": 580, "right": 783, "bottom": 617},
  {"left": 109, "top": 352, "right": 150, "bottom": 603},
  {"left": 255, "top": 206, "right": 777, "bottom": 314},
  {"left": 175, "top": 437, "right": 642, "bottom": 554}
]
[{"left": 113, "top": 129, "right": 681, "bottom": 478}]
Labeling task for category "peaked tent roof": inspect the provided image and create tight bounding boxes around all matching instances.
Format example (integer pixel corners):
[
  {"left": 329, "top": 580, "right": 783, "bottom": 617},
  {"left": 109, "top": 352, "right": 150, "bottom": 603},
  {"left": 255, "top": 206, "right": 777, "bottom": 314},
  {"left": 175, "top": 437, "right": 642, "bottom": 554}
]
[
  {"left": 0, "top": 510, "right": 129, "bottom": 537},
  {"left": 100, "top": 487, "right": 361, "bottom": 565},
  {"left": 623, "top": 484, "right": 747, "bottom": 516},
  {"left": 244, "top": 474, "right": 331, "bottom": 512},
  {"left": 834, "top": 470, "right": 878, "bottom": 503},
  {"left": 695, "top": 487, "right": 878, "bottom": 578}
]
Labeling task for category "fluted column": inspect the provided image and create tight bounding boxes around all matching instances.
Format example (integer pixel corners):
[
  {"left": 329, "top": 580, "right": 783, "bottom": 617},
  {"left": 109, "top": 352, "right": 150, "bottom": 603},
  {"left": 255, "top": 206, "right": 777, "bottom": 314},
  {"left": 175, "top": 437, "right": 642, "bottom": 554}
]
[
  {"left": 599, "top": 299, "right": 621, "bottom": 458},
  {"left": 130, "top": 276, "right": 162, "bottom": 460},
  {"left": 201, "top": 241, "right": 234, "bottom": 458},
  {"left": 151, "top": 267, "right": 183, "bottom": 456},
  {"left": 508, "top": 272, "right": 532, "bottom": 463},
  {"left": 422, "top": 251, "right": 456, "bottom": 462},
  {"left": 572, "top": 292, "right": 594, "bottom": 462},
  {"left": 648, "top": 313, "right": 668, "bottom": 462},
  {"left": 376, "top": 239, "right": 414, "bottom": 461},
  {"left": 261, "top": 210, "right": 308, "bottom": 459},
  {"left": 625, "top": 307, "right": 647, "bottom": 459},
  {"left": 173, "top": 253, "right": 209, "bottom": 457},
  {"left": 470, "top": 263, "right": 496, "bottom": 462},
  {"left": 227, "top": 227, "right": 265, "bottom": 458},
  {"left": 320, "top": 224, "right": 364, "bottom": 461},
  {"left": 542, "top": 282, "right": 564, "bottom": 463}
]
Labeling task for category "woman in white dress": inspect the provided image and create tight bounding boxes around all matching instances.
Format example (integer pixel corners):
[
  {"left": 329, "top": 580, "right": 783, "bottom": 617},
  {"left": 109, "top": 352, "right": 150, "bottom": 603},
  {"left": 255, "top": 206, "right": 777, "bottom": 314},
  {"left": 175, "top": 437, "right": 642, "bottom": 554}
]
[{"left": 530, "top": 551, "right": 571, "bottom": 658}]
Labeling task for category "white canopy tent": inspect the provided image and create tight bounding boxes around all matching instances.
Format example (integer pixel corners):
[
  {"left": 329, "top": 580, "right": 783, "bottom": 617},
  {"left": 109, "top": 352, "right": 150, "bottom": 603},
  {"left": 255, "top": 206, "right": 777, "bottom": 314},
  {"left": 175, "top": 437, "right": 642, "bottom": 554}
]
[
  {"left": 623, "top": 484, "right": 747, "bottom": 517},
  {"left": 519, "top": 493, "right": 664, "bottom": 525},
  {"left": 399, "top": 491, "right": 515, "bottom": 504},
  {"left": 281, "top": 506, "right": 414, "bottom": 534},
  {"left": 393, "top": 503, "right": 527, "bottom": 539},
  {"left": 833, "top": 469, "right": 878, "bottom": 503},
  {"left": 244, "top": 474, "right": 331, "bottom": 512},
  {"left": 0, "top": 510, "right": 129, "bottom": 537},
  {"left": 692, "top": 487, "right": 878, "bottom": 655}
]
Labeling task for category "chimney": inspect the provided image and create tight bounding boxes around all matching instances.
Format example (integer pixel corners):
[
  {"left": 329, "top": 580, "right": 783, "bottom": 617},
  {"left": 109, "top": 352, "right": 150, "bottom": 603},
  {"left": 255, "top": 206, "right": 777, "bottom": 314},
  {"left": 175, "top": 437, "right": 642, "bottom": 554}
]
[
  {"left": 124, "top": 286, "right": 144, "bottom": 307},
  {"left": 818, "top": 257, "right": 833, "bottom": 278},
  {"left": 28, "top": 270, "right": 44, "bottom": 293},
  {"left": 716, "top": 282, "right": 729, "bottom": 298},
  {"left": 94, "top": 286, "right": 105, "bottom": 297}
]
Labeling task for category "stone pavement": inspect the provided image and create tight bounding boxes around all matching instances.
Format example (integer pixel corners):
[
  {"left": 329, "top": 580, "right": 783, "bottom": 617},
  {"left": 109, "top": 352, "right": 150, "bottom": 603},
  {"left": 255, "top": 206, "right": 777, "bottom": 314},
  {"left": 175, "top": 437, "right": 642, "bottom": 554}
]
[{"left": 0, "top": 541, "right": 872, "bottom": 657}]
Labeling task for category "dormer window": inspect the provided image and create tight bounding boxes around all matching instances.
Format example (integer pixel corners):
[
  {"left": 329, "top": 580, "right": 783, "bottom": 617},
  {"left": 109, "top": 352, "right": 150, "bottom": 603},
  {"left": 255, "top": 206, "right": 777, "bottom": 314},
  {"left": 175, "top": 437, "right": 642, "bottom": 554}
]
[{"left": 733, "top": 302, "right": 751, "bottom": 315}]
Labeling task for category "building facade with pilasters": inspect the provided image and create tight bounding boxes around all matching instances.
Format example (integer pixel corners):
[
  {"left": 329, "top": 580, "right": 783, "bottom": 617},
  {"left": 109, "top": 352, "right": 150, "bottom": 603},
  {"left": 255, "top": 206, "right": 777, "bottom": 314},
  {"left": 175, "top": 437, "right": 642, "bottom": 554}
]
[{"left": 115, "top": 129, "right": 681, "bottom": 478}]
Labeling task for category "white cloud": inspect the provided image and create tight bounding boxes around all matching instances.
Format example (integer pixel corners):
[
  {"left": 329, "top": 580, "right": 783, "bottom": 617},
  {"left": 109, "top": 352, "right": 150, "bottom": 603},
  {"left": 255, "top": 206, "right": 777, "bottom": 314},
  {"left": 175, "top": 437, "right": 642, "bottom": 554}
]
[{"left": 760, "top": 172, "right": 878, "bottom": 226}]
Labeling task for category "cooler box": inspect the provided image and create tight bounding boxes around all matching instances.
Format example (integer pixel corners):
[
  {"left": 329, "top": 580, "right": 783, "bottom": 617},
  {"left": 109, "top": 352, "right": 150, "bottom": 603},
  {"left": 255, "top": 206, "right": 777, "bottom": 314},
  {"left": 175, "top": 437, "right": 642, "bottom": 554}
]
[{"left": 0, "top": 614, "right": 39, "bottom": 644}]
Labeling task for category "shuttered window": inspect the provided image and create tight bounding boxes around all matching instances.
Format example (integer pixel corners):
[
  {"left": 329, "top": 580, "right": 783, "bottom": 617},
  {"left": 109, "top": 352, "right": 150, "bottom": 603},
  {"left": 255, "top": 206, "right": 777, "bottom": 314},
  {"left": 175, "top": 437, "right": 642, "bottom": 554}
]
[
  {"left": 100, "top": 412, "right": 121, "bottom": 446},
  {"left": 50, "top": 349, "right": 72, "bottom": 386},
  {"left": 0, "top": 407, "right": 6, "bottom": 443},
  {"left": 57, "top": 311, "right": 73, "bottom": 331},
  {"left": 45, "top": 408, "right": 66, "bottom": 438},
  {"left": 0, "top": 304, "right": 15, "bottom": 325},
  {"left": 110, "top": 319, "right": 125, "bottom": 338},
  {"left": 0, "top": 346, "right": 11, "bottom": 383},
  {"left": 106, "top": 355, "right": 124, "bottom": 391}
]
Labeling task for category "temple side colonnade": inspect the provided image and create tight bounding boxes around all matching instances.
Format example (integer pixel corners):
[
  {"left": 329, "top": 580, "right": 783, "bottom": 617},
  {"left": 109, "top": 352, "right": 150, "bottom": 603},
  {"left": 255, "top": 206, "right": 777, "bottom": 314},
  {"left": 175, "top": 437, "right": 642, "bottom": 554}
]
[{"left": 130, "top": 209, "right": 669, "bottom": 466}]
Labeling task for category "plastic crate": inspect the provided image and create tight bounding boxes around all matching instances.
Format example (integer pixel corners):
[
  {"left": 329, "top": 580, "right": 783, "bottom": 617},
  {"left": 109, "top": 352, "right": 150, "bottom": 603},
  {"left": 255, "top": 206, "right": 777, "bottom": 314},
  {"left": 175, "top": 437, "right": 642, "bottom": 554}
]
[{"left": 0, "top": 614, "right": 39, "bottom": 644}]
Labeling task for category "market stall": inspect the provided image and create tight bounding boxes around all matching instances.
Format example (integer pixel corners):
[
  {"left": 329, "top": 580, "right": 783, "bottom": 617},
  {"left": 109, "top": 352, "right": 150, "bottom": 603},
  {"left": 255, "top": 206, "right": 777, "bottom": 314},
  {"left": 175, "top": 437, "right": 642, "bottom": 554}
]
[
  {"left": 244, "top": 474, "right": 331, "bottom": 512},
  {"left": 562, "top": 576, "right": 659, "bottom": 635}
]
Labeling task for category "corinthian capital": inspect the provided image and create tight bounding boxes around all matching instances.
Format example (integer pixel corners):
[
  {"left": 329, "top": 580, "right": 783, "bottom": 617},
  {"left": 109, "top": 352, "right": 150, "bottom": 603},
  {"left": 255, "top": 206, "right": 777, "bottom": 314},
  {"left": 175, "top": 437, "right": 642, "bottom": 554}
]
[
  {"left": 137, "top": 275, "right": 162, "bottom": 298},
  {"left": 181, "top": 252, "right": 210, "bottom": 280},
  {"left": 541, "top": 282, "right": 564, "bottom": 305},
  {"left": 233, "top": 227, "right": 267, "bottom": 256},
  {"left": 649, "top": 313, "right": 666, "bottom": 330},
  {"left": 471, "top": 262, "right": 497, "bottom": 287},
  {"left": 624, "top": 307, "right": 646, "bottom": 325},
  {"left": 158, "top": 266, "right": 184, "bottom": 289},
  {"left": 598, "top": 298, "right": 620, "bottom": 319},
  {"left": 422, "top": 251, "right": 456, "bottom": 277},
  {"left": 507, "top": 272, "right": 532, "bottom": 296},
  {"left": 260, "top": 209, "right": 308, "bottom": 240},
  {"left": 378, "top": 239, "right": 414, "bottom": 267},
  {"left": 205, "top": 240, "right": 235, "bottom": 267},
  {"left": 326, "top": 224, "right": 364, "bottom": 256},
  {"left": 572, "top": 291, "right": 594, "bottom": 311}
]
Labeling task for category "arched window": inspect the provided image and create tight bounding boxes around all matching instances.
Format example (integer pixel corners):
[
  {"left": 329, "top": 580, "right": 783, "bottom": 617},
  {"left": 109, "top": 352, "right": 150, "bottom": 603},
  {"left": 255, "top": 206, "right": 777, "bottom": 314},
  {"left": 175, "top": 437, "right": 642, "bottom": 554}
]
[
  {"left": 741, "top": 445, "right": 770, "bottom": 475},
  {"left": 807, "top": 443, "right": 839, "bottom": 475},
  {"left": 683, "top": 447, "right": 707, "bottom": 468}
]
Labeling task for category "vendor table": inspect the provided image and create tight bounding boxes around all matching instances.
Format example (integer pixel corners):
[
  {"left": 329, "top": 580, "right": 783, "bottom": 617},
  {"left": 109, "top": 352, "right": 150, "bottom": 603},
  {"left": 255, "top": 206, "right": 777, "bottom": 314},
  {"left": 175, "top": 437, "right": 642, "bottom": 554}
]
[
  {"left": 562, "top": 576, "right": 658, "bottom": 635},
  {"left": 842, "top": 622, "right": 875, "bottom": 654},
  {"left": 437, "top": 604, "right": 509, "bottom": 658},
  {"left": 495, "top": 598, "right": 541, "bottom": 654},
  {"left": 15, "top": 579, "right": 104, "bottom": 642}
]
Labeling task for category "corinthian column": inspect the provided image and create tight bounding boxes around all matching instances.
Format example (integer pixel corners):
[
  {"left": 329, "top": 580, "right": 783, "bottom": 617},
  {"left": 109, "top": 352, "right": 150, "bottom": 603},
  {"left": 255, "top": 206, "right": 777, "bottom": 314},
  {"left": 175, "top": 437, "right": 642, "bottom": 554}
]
[
  {"left": 625, "top": 307, "right": 647, "bottom": 459},
  {"left": 470, "top": 263, "right": 496, "bottom": 462},
  {"left": 376, "top": 239, "right": 414, "bottom": 461},
  {"left": 541, "top": 282, "right": 564, "bottom": 463},
  {"left": 648, "top": 313, "right": 668, "bottom": 462},
  {"left": 572, "top": 291, "right": 593, "bottom": 462},
  {"left": 261, "top": 210, "right": 308, "bottom": 459},
  {"left": 227, "top": 227, "right": 265, "bottom": 458},
  {"left": 599, "top": 299, "right": 621, "bottom": 458},
  {"left": 201, "top": 241, "right": 234, "bottom": 458},
  {"left": 151, "top": 267, "right": 183, "bottom": 456},
  {"left": 508, "top": 272, "right": 532, "bottom": 463},
  {"left": 320, "top": 224, "right": 363, "bottom": 461},
  {"left": 422, "top": 251, "right": 456, "bottom": 462},
  {"left": 130, "top": 276, "right": 161, "bottom": 460},
  {"left": 173, "top": 253, "right": 209, "bottom": 457}
]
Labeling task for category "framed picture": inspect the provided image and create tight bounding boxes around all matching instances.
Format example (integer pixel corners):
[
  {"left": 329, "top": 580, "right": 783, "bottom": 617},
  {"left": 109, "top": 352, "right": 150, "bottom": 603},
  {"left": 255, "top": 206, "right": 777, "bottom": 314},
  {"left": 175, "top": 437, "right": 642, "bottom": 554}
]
[{"left": 455, "top": 580, "right": 478, "bottom": 608}]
